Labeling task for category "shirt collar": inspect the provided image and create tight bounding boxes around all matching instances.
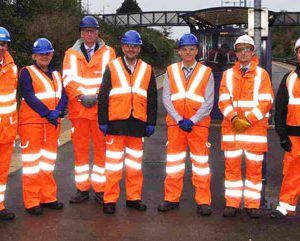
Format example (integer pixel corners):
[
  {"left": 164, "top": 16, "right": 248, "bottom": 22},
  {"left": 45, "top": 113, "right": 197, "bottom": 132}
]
[
  {"left": 181, "top": 61, "right": 197, "bottom": 70},
  {"left": 240, "top": 63, "right": 251, "bottom": 70},
  {"left": 124, "top": 57, "right": 137, "bottom": 73},
  {"left": 84, "top": 43, "right": 96, "bottom": 50}
]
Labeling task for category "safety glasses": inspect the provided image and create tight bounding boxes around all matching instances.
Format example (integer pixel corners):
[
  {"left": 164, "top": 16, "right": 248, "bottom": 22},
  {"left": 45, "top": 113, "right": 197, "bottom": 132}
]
[{"left": 234, "top": 48, "right": 254, "bottom": 53}]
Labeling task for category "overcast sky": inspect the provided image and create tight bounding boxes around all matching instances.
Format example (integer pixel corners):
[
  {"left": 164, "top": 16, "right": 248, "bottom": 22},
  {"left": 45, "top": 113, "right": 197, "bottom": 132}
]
[{"left": 85, "top": 0, "right": 300, "bottom": 39}]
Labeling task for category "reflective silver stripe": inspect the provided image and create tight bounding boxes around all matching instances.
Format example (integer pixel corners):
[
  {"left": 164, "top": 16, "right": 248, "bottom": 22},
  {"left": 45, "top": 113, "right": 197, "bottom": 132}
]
[
  {"left": 125, "top": 158, "right": 142, "bottom": 170},
  {"left": 288, "top": 72, "right": 297, "bottom": 100},
  {"left": 185, "top": 65, "right": 207, "bottom": 102},
  {"left": 106, "top": 150, "right": 123, "bottom": 159},
  {"left": 190, "top": 153, "right": 208, "bottom": 163},
  {"left": 12, "top": 65, "right": 17, "bottom": 76},
  {"left": 22, "top": 153, "right": 41, "bottom": 162},
  {"left": 223, "top": 105, "right": 234, "bottom": 117},
  {"left": 289, "top": 98, "right": 300, "bottom": 105},
  {"left": 226, "top": 68, "right": 233, "bottom": 97},
  {"left": 0, "top": 91, "right": 16, "bottom": 102},
  {"left": 0, "top": 103, "right": 17, "bottom": 114},
  {"left": 77, "top": 87, "right": 98, "bottom": 95},
  {"left": 225, "top": 189, "right": 242, "bottom": 197},
  {"left": 244, "top": 151, "right": 264, "bottom": 162},
  {"left": 244, "top": 190, "right": 260, "bottom": 199},
  {"left": 92, "top": 165, "right": 105, "bottom": 174},
  {"left": 52, "top": 71, "right": 63, "bottom": 96},
  {"left": 245, "top": 180, "right": 262, "bottom": 191},
  {"left": 28, "top": 65, "right": 53, "bottom": 93},
  {"left": 279, "top": 201, "right": 296, "bottom": 211},
  {"left": 192, "top": 164, "right": 210, "bottom": 175},
  {"left": 75, "top": 174, "right": 89, "bottom": 182},
  {"left": 132, "top": 62, "right": 147, "bottom": 97},
  {"left": 35, "top": 91, "right": 61, "bottom": 99},
  {"left": 253, "top": 67, "right": 262, "bottom": 103},
  {"left": 39, "top": 161, "right": 54, "bottom": 171},
  {"left": 0, "top": 184, "right": 6, "bottom": 192},
  {"left": 225, "top": 180, "right": 243, "bottom": 188},
  {"left": 75, "top": 164, "right": 89, "bottom": 173},
  {"left": 110, "top": 59, "right": 130, "bottom": 96},
  {"left": 233, "top": 100, "right": 257, "bottom": 108},
  {"left": 126, "top": 148, "right": 143, "bottom": 158},
  {"left": 0, "top": 194, "right": 4, "bottom": 202},
  {"left": 109, "top": 87, "right": 132, "bottom": 96},
  {"left": 41, "top": 149, "right": 57, "bottom": 160},
  {"left": 166, "top": 163, "right": 185, "bottom": 174},
  {"left": 101, "top": 50, "right": 110, "bottom": 76},
  {"left": 23, "top": 166, "right": 39, "bottom": 174},
  {"left": 106, "top": 162, "right": 123, "bottom": 171},
  {"left": 91, "top": 174, "right": 106, "bottom": 183},
  {"left": 63, "top": 55, "right": 78, "bottom": 87},
  {"left": 276, "top": 205, "right": 288, "bottom": 216},
  {"left": 222, "top": 135, "right": 267, "bottom": 143},
  {"left": 224, "top": 149, "right": 243, "bottom": 158},
  {"left": 258, "top": 93, "right": 273, "bottom": 101},
  {"left": 185, "top": 93, "right": 204, "bottom": 103},
  {"left": 219, "top": 93, "right": 231, "bottom": 101},
  {"left": 171, "top": 64, "right": 186, "bottom": 100},
  {"left": 251, "top": 107, "right": 263, "bottom": 120},
  {"left": 167, "top": 152, "right": 186, "bottom": 162}
]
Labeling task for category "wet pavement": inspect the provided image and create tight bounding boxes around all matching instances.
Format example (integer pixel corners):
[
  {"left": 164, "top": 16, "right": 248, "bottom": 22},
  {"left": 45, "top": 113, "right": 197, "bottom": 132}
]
[{"left": 1, "top": 63, "right": 299, "bottom": 241}]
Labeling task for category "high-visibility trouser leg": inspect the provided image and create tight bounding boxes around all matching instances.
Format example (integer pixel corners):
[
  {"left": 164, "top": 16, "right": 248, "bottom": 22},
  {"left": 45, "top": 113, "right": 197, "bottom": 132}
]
[
  {"left": 124, "top": 137, "right": 143, "bottom": 201},
  {"left": 71, "top": 118, "right": 91, "bottom": 191},
  {"left": 104, "top": 135, "right": 125, "bottom": 203},
  {"left": 39, "top": 124, "right": 60, "bottom": 204},
  {"left": 164, "top": 126, "right": 187, "bottom": 202},
  {"left": 277, "top": 136, "right": 300, "bottom": 215},
  {"left": 244, "top": 150, "right": 263, "bottom": 209},
  {"left": 0, "top": 142, "right": 14, "bottom": 210},
  {"left": 224, "top": 149, "right": 243, "bottom": 208},
  {"left": 90, "top": 120, "right": 106, "bottom": 193},
  {"left": 188, "top": 126, "right": 211, "bottom": 205},
  {"left": 19, "top": 124, "right": 42, "bottom": 209}
]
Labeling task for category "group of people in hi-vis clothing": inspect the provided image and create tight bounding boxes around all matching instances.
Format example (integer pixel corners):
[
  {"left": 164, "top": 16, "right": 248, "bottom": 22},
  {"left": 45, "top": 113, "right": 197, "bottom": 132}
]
[{"left": 0, "top": 14, "right": 299, "bottom": 221}]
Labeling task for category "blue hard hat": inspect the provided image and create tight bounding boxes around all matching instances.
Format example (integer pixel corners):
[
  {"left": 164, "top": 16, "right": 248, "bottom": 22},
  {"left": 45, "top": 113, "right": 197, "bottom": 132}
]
[
  {"left": 0, "top": 27, "right": 11, "bottom": 42},
  {"left": 121, "top": 30, "right": 142, "bottom": 46},
  {"left": 32, "top": 38, "right": 54, "bottom": 54},
  {"left": 178, "top": 33, "right": 199, "bottom": 47},
  {"left": 80, "top": 16, "right": 99, "bottom": 29}
]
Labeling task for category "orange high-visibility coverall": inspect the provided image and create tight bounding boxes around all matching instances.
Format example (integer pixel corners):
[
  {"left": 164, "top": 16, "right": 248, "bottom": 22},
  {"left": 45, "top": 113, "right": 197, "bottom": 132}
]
[
  {"left": 100, "top": 57, "right": 155, "bottom": 203},
  {"left": 163, "top": 62, "right": 213, "bottom": 205},
  {"left": 218, "top": 57, "right": 273, "bottom": 209},
  {"left": 275, "top": 71, "right": 300, "bottom": 215},
  {"left": 63, "top": 39, "right": 115, "bottom": 192},
  {"left": 19, "top": 65, "right": 64, "bottom": 208},
  {"left": 0, "top": 51, "right": 18, "bottom": 210}
]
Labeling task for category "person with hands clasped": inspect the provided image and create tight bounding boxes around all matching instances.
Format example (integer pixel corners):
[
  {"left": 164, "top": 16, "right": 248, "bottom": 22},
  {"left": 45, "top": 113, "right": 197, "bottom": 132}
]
[
  {"left": 18, "top": 38, "right": 67, "bottom": 215},
  {"left": 63, "top": 16, "right": 116, "bottom": 204},
  {"left": 271, "top": 37, "right": 300, "bottom": 219},
  {"left": 98, "top": 30, "right": 157, "bottom": 214},
  {"left": 157, "top": 33, "right": 214, "bottom": 216},
  {"left": 218, "top": 35, "right": 273, "bottom": 219}
]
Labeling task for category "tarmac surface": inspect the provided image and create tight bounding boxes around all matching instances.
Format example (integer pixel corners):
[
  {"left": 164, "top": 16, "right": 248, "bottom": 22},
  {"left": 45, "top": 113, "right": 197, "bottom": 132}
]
[{"left": 1, "top": 63, "right": 300, "bottom": 241}]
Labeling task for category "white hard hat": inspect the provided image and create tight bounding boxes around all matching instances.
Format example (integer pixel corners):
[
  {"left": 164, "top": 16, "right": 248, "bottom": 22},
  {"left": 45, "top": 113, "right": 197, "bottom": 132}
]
[
  {"left": 294, "top": 38, "right": 300, "bottom": 51},
  {"left": 234, "top": 34, "right": 255, "bottom": 50}
]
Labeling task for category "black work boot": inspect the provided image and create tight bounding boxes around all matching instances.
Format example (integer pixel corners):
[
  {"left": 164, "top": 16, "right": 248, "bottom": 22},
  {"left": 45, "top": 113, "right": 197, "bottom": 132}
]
[
  {"left": 126, "top": 200, "right": 147, "bottom": 211},
  {"left": 95, "top": 192, "right": 104, "bottom": 205},
  {"left": 0, "top": 209, "right": 15, "bottom": 220},
  {"left": 157, "top": 201, "right": 179, "bottom": 212},
  {"left": 223, "top": 206, "right": 238, "bottom": 217},
  {"left": 26, "top": 205, "right": 43, "bottom": 215},
  {"left": 103, "top": 202, "right": 116, "bottom": 214},
  {"left": 41, "top": 201, "right": 64, "bottom": 210},
  {"left": 271, "top": 209, "right": 286, "bottom": 219},
  {"left": 69, "top": 190, "right": 89, "bottom": 204},
  {"left": 197, "top": 204, "right": 212, "bottom": 216},
  {"left": 245, "top": 208, "right": 261, "bottom": 219}
]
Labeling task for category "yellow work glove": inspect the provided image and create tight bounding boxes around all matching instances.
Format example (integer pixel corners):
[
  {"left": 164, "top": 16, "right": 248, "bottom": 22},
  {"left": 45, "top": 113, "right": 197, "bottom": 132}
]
[{"left": 231, "top": 116, "right": 251, "bottom": 133}]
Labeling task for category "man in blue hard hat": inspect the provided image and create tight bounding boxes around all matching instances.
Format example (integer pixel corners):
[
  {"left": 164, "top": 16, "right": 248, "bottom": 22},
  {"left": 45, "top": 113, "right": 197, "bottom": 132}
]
[
  {"left": 158, "top": 33, "right": 214, "bottom": 216},
  {"left": 0, "top": 27, "right": 18, "bottom": 220},
  {"left": 98, "top": 30, "right": 157, "bottom": 214},
  {"left": 63, "top": 16, "right": 116, "bottom": 205}
]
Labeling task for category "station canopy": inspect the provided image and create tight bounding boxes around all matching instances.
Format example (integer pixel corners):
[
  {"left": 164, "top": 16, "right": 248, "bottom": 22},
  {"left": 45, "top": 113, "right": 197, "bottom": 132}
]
[{"left": 181, "top": 7, "right": 276, "bottom": 29}]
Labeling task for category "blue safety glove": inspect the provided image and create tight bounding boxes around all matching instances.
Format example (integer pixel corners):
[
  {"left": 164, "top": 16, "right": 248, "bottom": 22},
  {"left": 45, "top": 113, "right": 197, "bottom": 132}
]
[
  {"left": 46, "top": 110, "right": 60, "bottom": 127},
  {"left": 99, "top": 124, "right": 109, "bottom": 135},
  {"left": 80, "top": 95, "right": 97, "bottom": 108},
  {"left": 280, "top": 135, "right": 292, "bottom": 152},
  {"left": 178, "top": 119, "right": 193, "bottom": 133},
  {"left": 145, "top": 125, "right": 155, "bottom": 137}
]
